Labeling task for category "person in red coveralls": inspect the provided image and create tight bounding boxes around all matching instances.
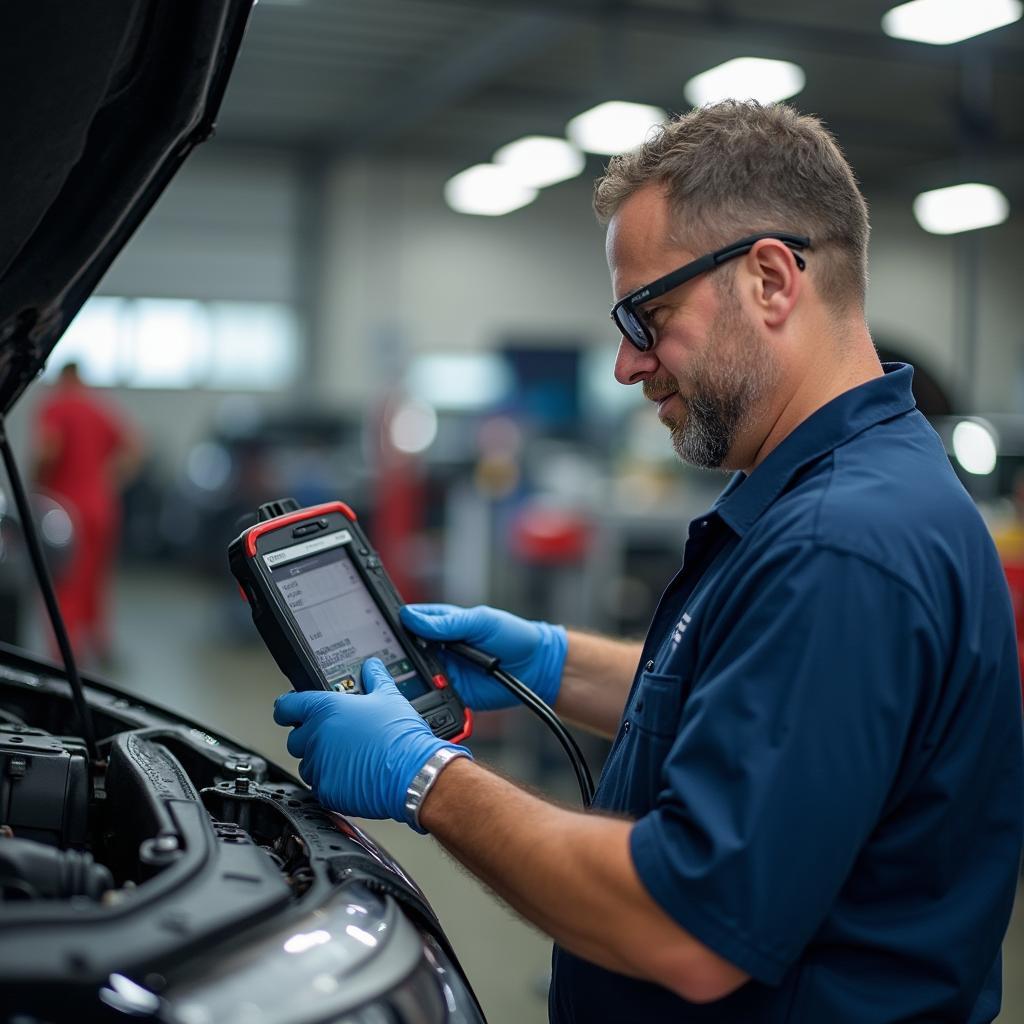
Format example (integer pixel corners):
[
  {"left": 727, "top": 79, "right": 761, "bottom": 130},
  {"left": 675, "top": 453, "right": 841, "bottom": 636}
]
[{"left": 33, "top": 362, "right": 142, "bottom": 664}]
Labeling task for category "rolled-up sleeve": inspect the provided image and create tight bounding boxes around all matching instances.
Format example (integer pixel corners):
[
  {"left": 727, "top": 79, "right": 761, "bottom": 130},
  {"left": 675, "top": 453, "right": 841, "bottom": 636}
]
[{"left": 630, "top": 543, "right": 941, "bottom": 984}]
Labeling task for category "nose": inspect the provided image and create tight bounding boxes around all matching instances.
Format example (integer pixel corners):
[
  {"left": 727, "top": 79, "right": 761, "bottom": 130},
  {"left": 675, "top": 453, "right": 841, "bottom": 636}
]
[{"left": 613, "top": 336, "right": 659, "bottom": 386}]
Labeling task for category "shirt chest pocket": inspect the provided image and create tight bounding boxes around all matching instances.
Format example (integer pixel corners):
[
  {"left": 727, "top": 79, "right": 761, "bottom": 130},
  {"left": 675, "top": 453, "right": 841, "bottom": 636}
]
[
  {"left": 629, "top": 670, "right": 687, "bottom": 740},
  {"left": 598, "top": 669, "right": 687, "bottom": 817}
]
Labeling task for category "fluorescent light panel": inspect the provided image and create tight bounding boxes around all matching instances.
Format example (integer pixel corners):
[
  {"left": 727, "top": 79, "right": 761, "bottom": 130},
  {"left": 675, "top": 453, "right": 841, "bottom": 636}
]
[
  {"left": 493, "top": 136, "right": 585, "bottom": 188},
  {"left": 684, "top": 57, "right": 805, "bottom": 107},
  {"left": 567, "top": 101, "right": 667, "bottom": 156},
  {"left": 912, "top": 183, "right": 1009, "bottom": 235},
  {"left": 882, "top": 0, "right": 1022, "bottom": 44},
  {"left": 444, "top": 164, "right": 537, "bottom": 216}
]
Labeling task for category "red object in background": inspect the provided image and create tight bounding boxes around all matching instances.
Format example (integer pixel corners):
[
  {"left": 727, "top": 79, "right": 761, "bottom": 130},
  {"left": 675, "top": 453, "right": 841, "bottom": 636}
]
[
  {"left": 371, "top": 395, "right": 427, "bottom": 603},
  {"left": 372, "top": 452, "right": 426, "bottom": 601},
  {"left": 35, "top": 379, "right": 132, "bottom": 660},
  {"left": 511, "top": 504, "right": 592, "bottom": 565},
  {"left": 1003, "top": 563, "right": 1024, "bottom": 698}
]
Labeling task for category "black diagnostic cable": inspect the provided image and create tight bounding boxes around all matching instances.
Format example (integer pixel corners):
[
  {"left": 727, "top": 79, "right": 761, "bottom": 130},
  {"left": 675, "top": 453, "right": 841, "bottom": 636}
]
[
  {"left": 445, "top": 641, "right": 595, "bottom": 807},
  {"left": 0, "top": 418, "right": 98, "bottom": 762}
]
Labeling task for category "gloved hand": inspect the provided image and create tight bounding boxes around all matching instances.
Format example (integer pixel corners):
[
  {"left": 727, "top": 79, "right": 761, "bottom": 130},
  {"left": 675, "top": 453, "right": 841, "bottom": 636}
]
[
  {"left": 399, "top": 603, "right": 567, "bottom": 711},
  {"left": 273, "top": 658, "right": 472, "bottom": 832}
]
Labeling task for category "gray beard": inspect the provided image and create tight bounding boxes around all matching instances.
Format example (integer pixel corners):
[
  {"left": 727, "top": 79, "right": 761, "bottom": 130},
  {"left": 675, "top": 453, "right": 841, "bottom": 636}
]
[
  {"left": 643, "top": 288, "right": 778, "bottom": 471},
  {"left": 663, "top": 308, "right": 778, "bottom": 471},
  {"left": 669, "top": 389, "right": 746, "bottom": 470}
]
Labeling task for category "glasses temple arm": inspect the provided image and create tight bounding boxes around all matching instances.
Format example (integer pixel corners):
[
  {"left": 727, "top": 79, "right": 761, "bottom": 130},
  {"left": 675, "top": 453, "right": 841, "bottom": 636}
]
[
  {"left": 636, "top": 252, "right": 717, "bottom": 304},
  {"left": 714, "top": 236, "right": 809, "bottom": 269}
]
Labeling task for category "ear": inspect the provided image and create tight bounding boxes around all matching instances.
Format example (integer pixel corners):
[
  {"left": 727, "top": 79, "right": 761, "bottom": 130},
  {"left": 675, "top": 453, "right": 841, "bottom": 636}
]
[{"left": 745, "top": 239, "right": 803, "bottom": 329}]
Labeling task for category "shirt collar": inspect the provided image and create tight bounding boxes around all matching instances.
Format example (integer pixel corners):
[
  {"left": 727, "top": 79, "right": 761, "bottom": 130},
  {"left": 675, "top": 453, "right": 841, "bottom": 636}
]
[{"left": 713, "top": 362, "right": 917, "bottom": 537}]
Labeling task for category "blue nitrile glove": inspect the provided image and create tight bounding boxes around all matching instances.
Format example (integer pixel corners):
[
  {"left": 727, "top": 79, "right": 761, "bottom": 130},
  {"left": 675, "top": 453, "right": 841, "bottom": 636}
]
[
  {"left": 273, "top": 658, "right": 472, "bottom": 832},
  {"left": 399, "top": 603, "right": 567, "bottom": 711}
]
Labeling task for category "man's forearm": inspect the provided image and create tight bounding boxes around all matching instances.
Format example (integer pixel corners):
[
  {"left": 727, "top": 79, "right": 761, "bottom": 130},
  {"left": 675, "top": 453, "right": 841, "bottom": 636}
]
[
  {"left": 554, "top": 630, "right": 641, "bottom": 738},
  {"left": 419, "top": 757, "right": 748, "bottom": 1003}
]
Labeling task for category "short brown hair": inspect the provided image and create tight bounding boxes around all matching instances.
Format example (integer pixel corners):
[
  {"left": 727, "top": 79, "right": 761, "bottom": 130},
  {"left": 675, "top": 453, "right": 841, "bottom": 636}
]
[{"left": 594, "top": 101, "right": 870, "bottom": 310}]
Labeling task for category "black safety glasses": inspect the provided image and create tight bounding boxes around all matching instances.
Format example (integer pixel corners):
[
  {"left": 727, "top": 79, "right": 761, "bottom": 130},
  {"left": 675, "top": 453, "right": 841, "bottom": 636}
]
[{"left": 611, "top": 231, "right": 811, "bottom": 352}]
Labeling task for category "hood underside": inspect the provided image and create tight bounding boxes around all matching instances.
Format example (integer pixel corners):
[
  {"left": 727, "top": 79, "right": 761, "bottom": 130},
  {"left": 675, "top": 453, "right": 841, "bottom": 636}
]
[{"left": 0, "top": 0, "right": 252, "bottom": 415}]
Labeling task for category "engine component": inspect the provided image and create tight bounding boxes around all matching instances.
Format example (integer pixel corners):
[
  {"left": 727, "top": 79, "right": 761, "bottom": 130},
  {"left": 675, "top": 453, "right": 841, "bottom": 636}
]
[
  {"left": 0, "top": 836, "right": 112, "bottom": 900},
  {"left": 104, "top": 733, "right": 198, "bottom": 881},
  {"left": 0, "top": 725, "right": 88, "bottom": 847}
]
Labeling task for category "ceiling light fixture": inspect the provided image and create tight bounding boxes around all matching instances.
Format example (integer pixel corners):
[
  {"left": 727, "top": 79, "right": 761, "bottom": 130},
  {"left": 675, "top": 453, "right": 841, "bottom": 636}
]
[
  {"left": 566, "top": 101, "right": 668, "bottom": 156},
  {"left": 952, "top": 420, "right": 998, "bottom": 476},
  {"left": 684, "top": 57, "right": 806, "bottom": 107},
  {"left": 912, "top": 183, "right": 1010, "bottom": 235},
  {"left": 882, "top": 0, "right": 1022, "bottom": 44},
  {"left": 444, "top": 164, "right": 537, "bottom": 216},
  {"left": 493, "top": 136, "right": 585, "bottom": 188}
]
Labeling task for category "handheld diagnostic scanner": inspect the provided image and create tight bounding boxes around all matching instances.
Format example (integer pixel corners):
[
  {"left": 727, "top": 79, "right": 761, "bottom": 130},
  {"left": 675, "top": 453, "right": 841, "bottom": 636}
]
[{"left": 229, "top": 499, "right": 471, "bottom": 742}]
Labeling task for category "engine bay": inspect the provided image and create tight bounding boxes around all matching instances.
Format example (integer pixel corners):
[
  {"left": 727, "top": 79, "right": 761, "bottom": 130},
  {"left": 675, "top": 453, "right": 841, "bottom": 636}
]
[{"left": 0, "top": 649, "right": 475, "bottom": 1022}]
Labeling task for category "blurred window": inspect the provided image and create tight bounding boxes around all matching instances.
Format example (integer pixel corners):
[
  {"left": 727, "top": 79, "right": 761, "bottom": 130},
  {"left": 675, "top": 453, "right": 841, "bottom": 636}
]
[
  {"left": 207, "top": 302, "right": 298, "bottom": 389},
  {"left": 47, "top": 297, "right": 126, "bottom": 386},
  {"left": 580, "top": 345, "right": 640, "bottom": 417},
  {"left": 127, "top": 299, "right": 210, "bottom": 388},
  {"left": 45, "top": 297, "right": 300, "bottom": 391},
  {"left": 408, "top": 352, "right": 512, "bottom": 411}
]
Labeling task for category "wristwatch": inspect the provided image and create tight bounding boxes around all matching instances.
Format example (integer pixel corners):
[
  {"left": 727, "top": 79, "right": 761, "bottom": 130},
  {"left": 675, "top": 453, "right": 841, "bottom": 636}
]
[{"left": 405, "top": 747, "right": 471, "bottom": 831}]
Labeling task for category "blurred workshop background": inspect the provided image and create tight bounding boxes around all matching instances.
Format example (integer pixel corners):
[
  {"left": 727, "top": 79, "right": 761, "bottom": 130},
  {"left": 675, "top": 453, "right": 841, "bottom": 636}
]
[{"left": 3, "top": 1, "right": 1024, "bottom": 1020}]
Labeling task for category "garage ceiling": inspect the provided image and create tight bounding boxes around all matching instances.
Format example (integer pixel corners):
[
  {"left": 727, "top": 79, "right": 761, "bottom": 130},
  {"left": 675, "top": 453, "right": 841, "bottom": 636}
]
[{"left": 214, "top": 0, "right": 1024, "bottom": 197}]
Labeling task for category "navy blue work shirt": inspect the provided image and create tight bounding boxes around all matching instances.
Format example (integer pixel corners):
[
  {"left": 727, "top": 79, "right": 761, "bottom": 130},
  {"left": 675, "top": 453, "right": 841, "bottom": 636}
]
[{"left": 550, "top": 364, "right": 1023, "bottom": 1024}]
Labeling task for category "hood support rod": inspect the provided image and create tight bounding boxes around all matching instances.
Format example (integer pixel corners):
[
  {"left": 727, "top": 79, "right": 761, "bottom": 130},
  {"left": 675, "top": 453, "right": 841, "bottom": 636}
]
[{"left": 0, "top": 417, "right": 98, "bottom": 762}]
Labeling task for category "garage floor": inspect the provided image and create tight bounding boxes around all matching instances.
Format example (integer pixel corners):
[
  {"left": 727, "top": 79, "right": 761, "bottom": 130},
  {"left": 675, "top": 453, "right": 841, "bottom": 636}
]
[{"left": 61, "top": 567, "right": 1023, "bottom": 1023}]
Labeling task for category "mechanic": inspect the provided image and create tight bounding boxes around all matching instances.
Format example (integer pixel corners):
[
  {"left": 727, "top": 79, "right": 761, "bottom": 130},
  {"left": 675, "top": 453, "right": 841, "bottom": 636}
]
[
  {"left": 33, "top": 361, "right": 142, "bottom": 664},
  {"left": 274, "top": 101, "right": 1024, "bottom": 1022}
]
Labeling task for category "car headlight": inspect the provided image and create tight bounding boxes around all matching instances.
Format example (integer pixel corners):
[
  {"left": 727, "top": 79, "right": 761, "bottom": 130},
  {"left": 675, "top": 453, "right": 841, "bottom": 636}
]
[{"left": 158, "top": 882, "right": 483, "bottom": 1024}]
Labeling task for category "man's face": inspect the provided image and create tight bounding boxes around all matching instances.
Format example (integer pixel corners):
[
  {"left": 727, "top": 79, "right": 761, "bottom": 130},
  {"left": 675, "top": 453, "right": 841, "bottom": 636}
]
[{"left": 607, "top": 186, "right": 780, "bottom": 471}]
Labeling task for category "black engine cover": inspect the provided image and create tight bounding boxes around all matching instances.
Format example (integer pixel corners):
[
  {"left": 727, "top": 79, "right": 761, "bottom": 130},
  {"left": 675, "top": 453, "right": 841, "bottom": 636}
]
[{"left": 0, "top": 726, "right": 88, "bottom": 847}]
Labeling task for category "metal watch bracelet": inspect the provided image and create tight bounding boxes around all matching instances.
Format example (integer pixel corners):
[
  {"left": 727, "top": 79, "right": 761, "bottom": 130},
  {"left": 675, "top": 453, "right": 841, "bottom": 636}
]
[{"left": 405, "top": 747, "right": 471, "bottom": 830}]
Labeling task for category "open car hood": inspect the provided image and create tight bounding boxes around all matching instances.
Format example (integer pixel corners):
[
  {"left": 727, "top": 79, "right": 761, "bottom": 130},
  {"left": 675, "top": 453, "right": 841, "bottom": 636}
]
[{"left": 0, "top": 0, "right": 252, "bottom": 415}]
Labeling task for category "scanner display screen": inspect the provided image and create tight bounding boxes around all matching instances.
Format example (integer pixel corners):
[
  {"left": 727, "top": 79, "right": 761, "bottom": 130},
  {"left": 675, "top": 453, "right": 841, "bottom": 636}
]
[{"left": 269, "top": 542, "right": 430, "bottom": 700}]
